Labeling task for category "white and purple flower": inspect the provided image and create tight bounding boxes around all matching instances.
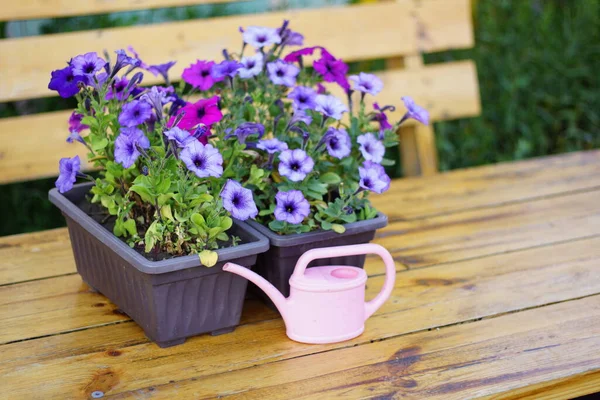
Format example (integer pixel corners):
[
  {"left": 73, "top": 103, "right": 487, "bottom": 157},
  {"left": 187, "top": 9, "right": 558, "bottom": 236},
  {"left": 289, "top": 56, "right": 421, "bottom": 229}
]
[
  {"left": 221, "top": 180, "right": 258, "bottom": 221},
  {"left": 180, "top": 141, "right": 223, "bottom": 178},
  {"left": 324, "top": 127, "right": 351, "bottom": 159},
  {"left": 274, "top": 190, "right": 311, "bottom": 224},
  {"left": 226, "top": 122, "right": 265, "bottom": 145},
  {"left": 315, "top": 94, "right": 348, "bottom": 121},
  {"left": 349, "top": 72, "right": 383, "bottom": 96},
  {"left": 238, "top": 53, "right": 264, "bottom": 79},
  {"left": 242, "top": 26, "right": 282, "bottom": 49},
  {"left": 257, "top": 138, "right": 288, "bottom": 154},
  {"left": 278, "top": 149, "right": 314, "bottom": 182},
  {"left": 114, "top": 128, "right": 150, "bottom": 168},
  {"left": 267, "top": 60, "right": 299, "bottom": 87},
  {"left": 287, "top": 86, "right": 317, "bottom": 111},
  {"left": 359, "top": 161, "right": 391, "bottom": 194},
  {"left": 55, "top": 156, "right": 81, "bottom": 193},
  {"left": 401, "top": 96, "right": 430, "bottom": 125},
  {"left": 357, "top": 133, "right": 385, "bottom": 163}
]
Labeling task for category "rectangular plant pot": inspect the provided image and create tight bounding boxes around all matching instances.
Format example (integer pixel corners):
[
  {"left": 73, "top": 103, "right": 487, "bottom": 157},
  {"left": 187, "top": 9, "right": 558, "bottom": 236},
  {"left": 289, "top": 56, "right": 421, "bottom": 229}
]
[
  {"left": 49, "top": 183, "right": 269, "bottom": 348},
  {"left": 247, "top": 213, "right": 387, "bottom": 308}
]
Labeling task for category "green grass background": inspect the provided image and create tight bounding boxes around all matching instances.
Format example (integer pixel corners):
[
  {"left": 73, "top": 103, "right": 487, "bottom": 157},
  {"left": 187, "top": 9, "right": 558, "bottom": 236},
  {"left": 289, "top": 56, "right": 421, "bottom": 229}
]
[{"left": 1, "top": 0, "right": 598, "bottom": 236}]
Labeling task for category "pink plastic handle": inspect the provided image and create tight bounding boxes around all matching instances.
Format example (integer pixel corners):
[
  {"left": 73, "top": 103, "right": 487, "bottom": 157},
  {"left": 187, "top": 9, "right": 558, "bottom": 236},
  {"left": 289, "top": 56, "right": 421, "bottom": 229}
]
[{"left": 293, "top": 243, "right": 396, "bottom": 320}]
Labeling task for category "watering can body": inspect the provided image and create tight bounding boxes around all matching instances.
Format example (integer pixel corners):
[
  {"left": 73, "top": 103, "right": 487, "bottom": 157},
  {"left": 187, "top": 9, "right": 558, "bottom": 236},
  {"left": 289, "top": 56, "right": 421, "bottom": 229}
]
[{"left": 223, "top": 243, "right": 396, "bottom": 344}]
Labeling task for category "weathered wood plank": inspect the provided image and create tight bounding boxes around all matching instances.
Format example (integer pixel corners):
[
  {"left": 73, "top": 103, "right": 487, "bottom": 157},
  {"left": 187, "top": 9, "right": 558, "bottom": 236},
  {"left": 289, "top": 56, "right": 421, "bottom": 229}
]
[
  {"left": 0, "top": 228, "right": 74, "bottom": 286},
  {"left": 0, "top": 61, "right": 479, "bottom": 184},
  {"left": 2, "top": 236, "right": 600, "bottom": 398},
  {"left": 371, "top": 149, "right": 600, "bottom": 220},
  {"left": 176, "top": 295, "right": 600, "bottom": 400},
  {"left": 369, "top": 189, "right": 600, "bottom": 273},
  {"left": 0, "top": 0, "right": 240, "bottom": 21},
  {"left": 0, "top": 273, "right": 277, "bottom": 344},
  {"left": 0, "top": 0, "right": 474, "bottom": 102}
]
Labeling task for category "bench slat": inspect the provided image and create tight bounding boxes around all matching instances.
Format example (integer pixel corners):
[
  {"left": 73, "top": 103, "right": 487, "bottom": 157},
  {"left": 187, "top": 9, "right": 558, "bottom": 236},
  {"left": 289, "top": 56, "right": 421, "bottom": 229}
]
[
  {"left": 1, "top": 237, "right": 599, "bottom": 397},
  {"left": 0, "top": 0, "right": 240, "bottom": 21},
  {"left": 0, "top": 0, "right": 474, "bottom": 102},
  {"left": 0, "top": 61, "right": 479, "bottom": 184}
]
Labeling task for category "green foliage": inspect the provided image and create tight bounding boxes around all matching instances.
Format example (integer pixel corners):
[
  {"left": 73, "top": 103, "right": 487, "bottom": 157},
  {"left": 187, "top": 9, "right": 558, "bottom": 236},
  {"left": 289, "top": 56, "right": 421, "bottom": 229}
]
[{"left": 429, "top": 0, "right": 600, "bottom": 170}]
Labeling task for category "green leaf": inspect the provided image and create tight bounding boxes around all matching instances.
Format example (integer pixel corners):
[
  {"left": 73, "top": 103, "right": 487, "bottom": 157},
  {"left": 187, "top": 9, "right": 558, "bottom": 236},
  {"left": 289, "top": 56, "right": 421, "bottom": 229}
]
[
  {"left": 208, "top": 227, "right": 223, "bottom": 239},
  {"left": 154, "top": 178, "right": 171, "bottom": 194},
  {"left": 81, "top": 116, "right": 99, "bottom": 128},
  {"left": 129, "top": 185, "right": 154, "bottom": 203},
  {"left": 91, "top": 137, "right": 109, "bottom": 151},
  {"left": 161, "top": 205, "right": 174, "bottom": 221},
  {"left": 198, "top": 250, "right": 218, "bottom": 267},
  {"left": 123, "top": 219, "right": 137, "bottom": 236},
  {"left": 258, "top": 209, "right": 274, "bottom": 216},
  {"left": 380, "top": 158, "right": 396, "bottom": 166},
  {"left": 319, "top": 172, "right": 341, "bottom": 185},
  {"left": 220, "top": 217, "right": 233, "bottom": 231},
  {"left": 191, "top": 213, "right": 206, "bottom": 227},
  {"left": 331, "top": 224, "right": 346, "bottom": 234},
  {"left": 321, "top": 220, "right": 333, "bottom": 231}
]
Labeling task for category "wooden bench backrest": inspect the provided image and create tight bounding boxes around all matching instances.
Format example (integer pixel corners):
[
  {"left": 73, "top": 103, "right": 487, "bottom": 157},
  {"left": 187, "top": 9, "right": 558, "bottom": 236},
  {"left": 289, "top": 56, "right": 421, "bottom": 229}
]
[{"left": 0, "top": 0, "right": 480, "bottom": 184}]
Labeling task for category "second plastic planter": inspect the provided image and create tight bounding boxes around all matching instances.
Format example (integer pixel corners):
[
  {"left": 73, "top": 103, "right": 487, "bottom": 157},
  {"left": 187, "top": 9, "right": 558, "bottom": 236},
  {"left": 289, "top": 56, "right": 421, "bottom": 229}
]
[{"left": 247, "top": 213, "right": 388, "bottom": 308}]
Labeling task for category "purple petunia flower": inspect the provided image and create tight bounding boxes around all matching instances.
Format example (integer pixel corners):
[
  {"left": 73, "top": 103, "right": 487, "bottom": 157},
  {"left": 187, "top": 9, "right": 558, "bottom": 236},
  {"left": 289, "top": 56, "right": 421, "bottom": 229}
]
[
  {"left": 315, "top": 94, "right": 348, "bottom": 121},
  {"left": 182, "top": 60, "right": 220, "bottom": 90},
  {"left": 114, "top": 128, "right": 150, "bottom": 168},
  {"left": 280, "top": 29, "right": 304, "bottom": 47},
  {"left": 238, "top": 53, "right": 264, "bottom": 79},
  {"left": 287, "top": 86, "right": 317, "bottom": 111},
  {"left": 274, "top": 190, "right": 311, "bottom": 224},
  {"left": 221, "top": 180, "right": 258, "bottom": 221},
  {"left": 324, "top": 127, "right": 351, "bottom": 159},
  {"left": 357, "top": 133, "right": 385, "bottom": 163},
  {"left": 140, "top": 86, "right": 174, "bottom": 120},
  {"left": 180, "top": 141, "right": 223, "bottom": 178},
  {"left": 226, "top": 122, "right": 265, "bottom": 145},
  {"left": 114, "top": 49, "right": 141, "bottom": 69},
  {"left": 106, "top": 75, "right": 132, "bottom": 101},
  {"left": 164, "top": 127, "right": 194, "bottom": 148},
  {"left": 257, "top": 138, "right": 288, "bottom": 154},
  {"left": 66, "top": 131, "right": 85, "bottom": 145},
  {"left": 278, "top": 149, "right": 314, "bottom": 182},
  {"left": 242, "top": 26, "right": 282, "bottom": 49},
  {"left": 373, "top": 103, "right": 393, "bottom": 135},
  {"left": 147, "top": 61, "right": 177, "bottom": 83},
  {"left": 267, "top": 60, "right": 299, "bottom": 87},
  {"left": 283, "top": 46, "right": 322, "bottom": 63},
  {"left": 48, "top": 66, "right": 87, "bottom": 98},
  {"left": 71, "top": 52, "right": 106, "bottom": 78},
  {"left": 313, "top": 51, "right": 348, "bottom": 83},
  {"left": 68, "top": 111, "right": 88, "bottom": 133},
  {"left": 174, "top": 96, "right": 223, "bottom": 130},
  {"left": 349, "top": 73, "right": 383, "bottom": 96},
  {"left": 127, "top": 46, "right": 149, "bottom": 69},
  {"left": 289, "top": 109, "right": 313, "bottom": 127},
  {"left": 55, "top": 156, "right": 81, "bottom": 193},
  {"left": 401, "top": 96, "right": 430, "bottom": 125},
  {"left": 118, "top": 100, "right": 152, "bottom": 127},
  {"left": 211, "top": 60, "right": 242, "bottom": 80},
  {"left": 359, "top": 161, "right": 391, "bottom": 194}
]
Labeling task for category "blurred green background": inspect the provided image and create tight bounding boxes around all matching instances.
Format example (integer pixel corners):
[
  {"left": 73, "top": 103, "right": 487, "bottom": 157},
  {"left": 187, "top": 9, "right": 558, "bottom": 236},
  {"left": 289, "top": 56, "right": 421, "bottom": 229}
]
[{"left": 0, "top": 0, "right": 598, "bottom": 236}]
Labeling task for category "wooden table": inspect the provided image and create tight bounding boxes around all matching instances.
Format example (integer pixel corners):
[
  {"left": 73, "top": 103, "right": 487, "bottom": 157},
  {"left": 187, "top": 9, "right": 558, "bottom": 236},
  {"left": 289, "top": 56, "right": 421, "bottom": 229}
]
[{"left": 2, "top": 150, "right": 600, "bottom": 399}]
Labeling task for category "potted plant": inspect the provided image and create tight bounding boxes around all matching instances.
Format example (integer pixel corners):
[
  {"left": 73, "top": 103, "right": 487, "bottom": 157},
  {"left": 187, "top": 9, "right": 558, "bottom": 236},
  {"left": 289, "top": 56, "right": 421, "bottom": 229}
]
[
  {"left": 47, "top": 49, "right": 269, "bottom": 347},
  {"left": 173, "top": 21, "right": 431, "bottom": 304}
]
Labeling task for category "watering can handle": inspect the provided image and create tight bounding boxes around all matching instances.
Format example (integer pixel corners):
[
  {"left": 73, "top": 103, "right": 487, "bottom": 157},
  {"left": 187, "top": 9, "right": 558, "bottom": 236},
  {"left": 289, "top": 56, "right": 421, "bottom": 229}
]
[{"left": 292, "top": 243, "right": 396, "bottom": 320}]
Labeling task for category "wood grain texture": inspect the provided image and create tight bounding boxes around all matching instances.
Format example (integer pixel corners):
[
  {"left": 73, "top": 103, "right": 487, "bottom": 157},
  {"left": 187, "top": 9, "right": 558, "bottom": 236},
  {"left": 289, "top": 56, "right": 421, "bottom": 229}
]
[
  {"left": 2, "top": 236, "right": 600, "bottom": 398},
  {"left": 171, "top": 295, "right": 600, "bottom": 400},
  {"left": 0, "top": 0, "right": 240, "bottom": 21},
  {"left": 371, "top": 149, "right": 600, "bottom": 220},
  {"left": 0, "top": 228, "right": 74, "bottom": 286},
  {"left": 369, "top": 189, "right": 600, "bottom": 273},
  {"left": 0, "top": 0, "right": 474, "bottom": 102},
  {"left": 0, "top": 61, "right": 479, "bottom": 183}
]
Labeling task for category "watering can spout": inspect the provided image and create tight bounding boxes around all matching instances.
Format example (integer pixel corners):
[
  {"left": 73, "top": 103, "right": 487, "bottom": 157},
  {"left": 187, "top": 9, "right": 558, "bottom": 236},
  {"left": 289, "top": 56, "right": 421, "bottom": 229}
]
[{"left": 223, "top": 263, "right": 289, "bottom": 316}]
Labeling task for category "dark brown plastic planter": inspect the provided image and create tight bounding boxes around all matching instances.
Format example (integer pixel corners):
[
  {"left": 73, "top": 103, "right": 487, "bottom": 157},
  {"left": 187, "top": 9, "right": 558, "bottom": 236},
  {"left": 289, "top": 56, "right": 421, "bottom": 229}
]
[
  {"left": 247, "top": 213, "right": 387, "bottom": 308},
  {"left": 49, "top": 183, "right": 269, "bottom": 348}
]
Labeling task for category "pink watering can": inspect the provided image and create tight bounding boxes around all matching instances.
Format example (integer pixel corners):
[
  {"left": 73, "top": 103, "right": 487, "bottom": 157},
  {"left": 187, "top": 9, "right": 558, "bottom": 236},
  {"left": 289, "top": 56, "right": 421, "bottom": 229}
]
[{"left": 223, "top": 243, "right": 396, "bottom": 344}]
